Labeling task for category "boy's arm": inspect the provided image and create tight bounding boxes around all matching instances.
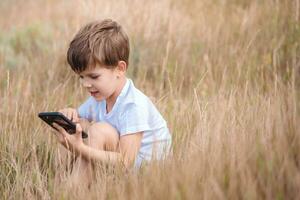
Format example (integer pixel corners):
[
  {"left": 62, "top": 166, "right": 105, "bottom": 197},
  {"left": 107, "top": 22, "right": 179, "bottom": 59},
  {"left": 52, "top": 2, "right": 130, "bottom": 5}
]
[
  {"left": 77, "top": 132, "right": 143, "bottom": 168},
  {"left": 119, "top": 132, "right": 143, "bottom": 167},
  {"left": 53, "top": 121, "right": 143, "bottom": 168}
]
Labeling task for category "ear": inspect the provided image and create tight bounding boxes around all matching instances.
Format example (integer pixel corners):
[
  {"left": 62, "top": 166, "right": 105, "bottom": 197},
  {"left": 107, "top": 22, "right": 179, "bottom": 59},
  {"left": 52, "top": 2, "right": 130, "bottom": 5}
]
[{"left": 116, "top": 61, "right": 127, "bottom": 77}]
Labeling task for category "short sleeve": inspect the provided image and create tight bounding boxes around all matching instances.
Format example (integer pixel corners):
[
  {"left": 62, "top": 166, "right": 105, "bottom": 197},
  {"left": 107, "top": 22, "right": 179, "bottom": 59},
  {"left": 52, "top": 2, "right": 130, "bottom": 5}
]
[
  {"left": 118, "top": 103, "right": 152, "bottom": 136},
  {"left": 77, "top": 97, "right": 99, "bottom": 121}
]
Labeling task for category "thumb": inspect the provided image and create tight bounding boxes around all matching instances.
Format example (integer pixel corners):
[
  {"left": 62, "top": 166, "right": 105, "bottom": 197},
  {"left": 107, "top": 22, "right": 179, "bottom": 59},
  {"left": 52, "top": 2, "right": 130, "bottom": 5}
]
[{"left": 75, "top": 123, "right": 83, "bottom": 138}]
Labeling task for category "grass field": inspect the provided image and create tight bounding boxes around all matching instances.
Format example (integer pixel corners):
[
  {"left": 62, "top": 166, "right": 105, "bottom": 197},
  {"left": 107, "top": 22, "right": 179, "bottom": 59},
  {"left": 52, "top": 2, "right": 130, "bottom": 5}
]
[{"left": 0, "top": 0, "right": 299, "bottom": 199}]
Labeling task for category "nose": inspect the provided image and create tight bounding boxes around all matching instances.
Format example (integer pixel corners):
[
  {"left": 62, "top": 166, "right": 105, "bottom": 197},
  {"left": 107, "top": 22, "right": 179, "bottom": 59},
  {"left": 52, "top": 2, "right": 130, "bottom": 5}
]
[{"left": 80, "top": 78, "right": 92, "bottom": 88}]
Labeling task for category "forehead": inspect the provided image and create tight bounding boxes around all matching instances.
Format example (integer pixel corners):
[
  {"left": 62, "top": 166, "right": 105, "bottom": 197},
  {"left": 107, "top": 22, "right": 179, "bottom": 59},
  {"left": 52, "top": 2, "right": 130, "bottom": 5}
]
[{"left": 79, "top": 65, "right": 112, "bottom": 76}]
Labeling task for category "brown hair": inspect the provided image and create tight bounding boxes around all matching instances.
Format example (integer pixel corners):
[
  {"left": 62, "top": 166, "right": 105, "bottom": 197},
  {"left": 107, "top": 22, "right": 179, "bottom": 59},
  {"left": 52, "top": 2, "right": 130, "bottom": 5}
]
[{"left": 67, "top": 19, "right": 130, "bottom": 73}]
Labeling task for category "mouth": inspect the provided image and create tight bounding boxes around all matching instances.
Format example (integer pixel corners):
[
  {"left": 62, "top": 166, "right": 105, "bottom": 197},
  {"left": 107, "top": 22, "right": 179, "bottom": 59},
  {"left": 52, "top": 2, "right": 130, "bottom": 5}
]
[{"left": 90, "top": 91, "right": 100, "bottom": 96}]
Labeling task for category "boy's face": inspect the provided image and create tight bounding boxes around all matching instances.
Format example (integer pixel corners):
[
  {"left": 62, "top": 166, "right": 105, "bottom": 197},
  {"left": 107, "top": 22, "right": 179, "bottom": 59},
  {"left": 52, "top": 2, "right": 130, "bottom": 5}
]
[{"left": 78, "top": 64, "right": 124, "bottom": 102}]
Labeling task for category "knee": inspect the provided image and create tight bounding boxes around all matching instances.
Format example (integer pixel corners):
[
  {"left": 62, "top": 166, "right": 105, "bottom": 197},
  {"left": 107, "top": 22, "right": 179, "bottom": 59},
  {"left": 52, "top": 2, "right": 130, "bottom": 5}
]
[
  {"left": 88, "top": 122, "right": 118, "bottom": 136},
  {"left": 86, "top": 122, "right": 119, "bottom": 150}
]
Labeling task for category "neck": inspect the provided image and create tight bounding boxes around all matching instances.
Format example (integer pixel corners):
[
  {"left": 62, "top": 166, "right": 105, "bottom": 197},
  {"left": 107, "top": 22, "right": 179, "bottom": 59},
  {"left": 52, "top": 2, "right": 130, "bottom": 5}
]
[{"left": 106, "top": 77, "right": 127, "bottom": 113}]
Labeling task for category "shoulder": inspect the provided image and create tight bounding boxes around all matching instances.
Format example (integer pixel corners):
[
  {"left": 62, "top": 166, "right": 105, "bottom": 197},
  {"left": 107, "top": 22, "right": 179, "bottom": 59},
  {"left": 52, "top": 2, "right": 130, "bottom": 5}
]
[
  {"left": 118, "top": 79, "right": 165, "bottom": 123},
  {"left": 116, "top": 79, "right": 167, "bottom": 135},
  {"left": 119, "top": 79, "right": 152, "bottom": 113},
  {"left": 124, "top": 79, "right": 151, "bottom": 104}
]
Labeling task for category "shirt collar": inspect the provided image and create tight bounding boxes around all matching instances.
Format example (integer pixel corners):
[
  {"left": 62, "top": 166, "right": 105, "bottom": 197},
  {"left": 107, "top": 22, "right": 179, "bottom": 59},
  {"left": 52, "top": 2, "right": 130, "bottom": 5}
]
[{"left": 118, "top": 78, "right": 130, "bottom": 98}]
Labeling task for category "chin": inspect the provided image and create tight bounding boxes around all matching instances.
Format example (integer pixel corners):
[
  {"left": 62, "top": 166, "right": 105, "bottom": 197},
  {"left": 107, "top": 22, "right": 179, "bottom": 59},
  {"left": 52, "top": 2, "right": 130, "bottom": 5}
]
[{"left": 92, "top": 95, "right": 105, "bottom": 102}]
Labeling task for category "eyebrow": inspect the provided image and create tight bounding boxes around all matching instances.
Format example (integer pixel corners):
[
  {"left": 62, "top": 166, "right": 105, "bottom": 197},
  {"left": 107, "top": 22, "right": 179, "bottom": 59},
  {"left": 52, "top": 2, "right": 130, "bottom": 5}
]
[{"left": 80, "top": 73, "right": 100, "bottom": 76}]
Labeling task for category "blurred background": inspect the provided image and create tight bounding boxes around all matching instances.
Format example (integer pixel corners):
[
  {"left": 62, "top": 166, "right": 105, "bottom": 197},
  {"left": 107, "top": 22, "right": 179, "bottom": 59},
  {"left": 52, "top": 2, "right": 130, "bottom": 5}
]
[{"left": 0, "top": 0, "right": 299, "bottom": 199}]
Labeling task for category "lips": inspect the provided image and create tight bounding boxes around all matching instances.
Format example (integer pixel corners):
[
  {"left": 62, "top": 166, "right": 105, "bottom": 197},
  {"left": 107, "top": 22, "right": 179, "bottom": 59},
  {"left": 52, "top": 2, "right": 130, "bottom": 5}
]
[{"left": 90, "top": 91, "right": 99, "bottom": 96}]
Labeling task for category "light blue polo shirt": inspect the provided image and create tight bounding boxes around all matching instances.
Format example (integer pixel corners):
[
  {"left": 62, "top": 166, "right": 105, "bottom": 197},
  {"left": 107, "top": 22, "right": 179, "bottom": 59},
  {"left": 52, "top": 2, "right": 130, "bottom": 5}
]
[{"left": 77, "top": 78, "right": 172, "bottom": 167}]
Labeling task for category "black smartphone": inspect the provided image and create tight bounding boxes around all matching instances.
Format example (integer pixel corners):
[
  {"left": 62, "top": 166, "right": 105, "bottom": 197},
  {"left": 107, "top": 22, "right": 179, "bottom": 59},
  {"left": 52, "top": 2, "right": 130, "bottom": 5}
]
[{"left": 38, "top": 112, "right": 88, "bottom": 139}]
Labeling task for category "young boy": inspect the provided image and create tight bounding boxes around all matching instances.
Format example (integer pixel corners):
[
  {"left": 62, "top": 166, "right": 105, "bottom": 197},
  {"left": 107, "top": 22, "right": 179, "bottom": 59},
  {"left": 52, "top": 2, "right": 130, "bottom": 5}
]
[{"left": 53, "top": 19, "right": 171, "bottom": 179}]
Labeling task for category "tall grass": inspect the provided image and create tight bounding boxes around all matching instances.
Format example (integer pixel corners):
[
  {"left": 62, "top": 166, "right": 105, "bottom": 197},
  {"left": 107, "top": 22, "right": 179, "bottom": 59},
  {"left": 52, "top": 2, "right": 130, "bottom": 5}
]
[{"left": 0, "top": 0, "right": 299, "bottom": 199}]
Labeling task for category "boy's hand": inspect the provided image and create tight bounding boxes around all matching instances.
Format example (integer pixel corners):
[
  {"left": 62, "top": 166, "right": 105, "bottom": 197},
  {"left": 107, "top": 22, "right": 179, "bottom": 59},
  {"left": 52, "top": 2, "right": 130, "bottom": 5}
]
[
  {"left": 59, "top": 108, "right": 79, "bottom": 123},
  {"left": 52, "top": 122, "right": 84, "bottom": 155}
]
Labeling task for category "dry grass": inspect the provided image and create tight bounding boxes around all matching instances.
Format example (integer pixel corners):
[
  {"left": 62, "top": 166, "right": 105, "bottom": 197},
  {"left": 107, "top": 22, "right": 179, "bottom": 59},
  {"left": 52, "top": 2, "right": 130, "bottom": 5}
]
[{"left": 0, "top": 0, "right": 299, "bottom": 199}]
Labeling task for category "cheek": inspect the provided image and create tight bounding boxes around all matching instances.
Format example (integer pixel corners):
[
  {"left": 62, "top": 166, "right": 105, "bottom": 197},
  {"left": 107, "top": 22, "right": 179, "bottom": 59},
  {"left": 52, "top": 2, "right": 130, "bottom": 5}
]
[
  {"left": 94, "top": 80, "right": 115, "bottom": 93},
  {"left": 95, "top": 82, "right": 106, "bottom": 91}
]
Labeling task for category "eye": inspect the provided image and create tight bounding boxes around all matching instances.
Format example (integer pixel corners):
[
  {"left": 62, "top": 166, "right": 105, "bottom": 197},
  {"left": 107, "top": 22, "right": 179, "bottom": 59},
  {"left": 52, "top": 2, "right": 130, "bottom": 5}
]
[
  {"left": 79, "top": 75, "right": 83, "bottom": 79},
  {"left": 91, "top": 75, "right": 100, "bottom": 79}
]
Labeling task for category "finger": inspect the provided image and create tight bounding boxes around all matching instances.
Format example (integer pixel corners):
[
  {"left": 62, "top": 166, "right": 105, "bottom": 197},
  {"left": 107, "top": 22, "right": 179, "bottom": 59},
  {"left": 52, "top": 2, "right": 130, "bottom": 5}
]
[
  {"left": 72, "top": 111, "right": 78, "bottom": 123},
  {"left": 76, "top": 123, "right": 82, "bottom": 132},
  {"left": 53, "top": 129, "right": 65, "bottom": 143},
  {"left": 52, "top": 123, "right": 68, "bottom": 138},
  {"left": 59, "top": 109, "right": 66, "bottom": 116},
  {"left": 51, "top": 124, "right": 66, "bottom": 143},
  {"left": 66, "top": 110, "right": 72, "bottom": 120},
  {"left": 53, "top": 123, "right": 70, "bottom": 148},
  {"left": 75, "top": 123, "right": 83, "bottom": 138}
]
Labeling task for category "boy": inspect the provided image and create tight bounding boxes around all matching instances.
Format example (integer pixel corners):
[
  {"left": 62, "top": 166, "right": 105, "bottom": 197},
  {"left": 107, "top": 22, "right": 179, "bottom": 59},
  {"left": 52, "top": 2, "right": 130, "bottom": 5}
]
[{"left": 53, "top": 19, "right": 171, "bottom": 181}]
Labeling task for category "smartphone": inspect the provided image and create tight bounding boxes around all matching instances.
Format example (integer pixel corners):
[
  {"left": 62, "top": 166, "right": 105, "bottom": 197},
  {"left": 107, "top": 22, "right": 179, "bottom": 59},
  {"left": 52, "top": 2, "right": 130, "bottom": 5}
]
[{"left": 38, "top": 112, "right": 88, "bottom": 139}]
